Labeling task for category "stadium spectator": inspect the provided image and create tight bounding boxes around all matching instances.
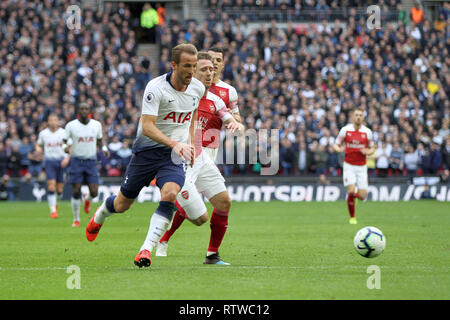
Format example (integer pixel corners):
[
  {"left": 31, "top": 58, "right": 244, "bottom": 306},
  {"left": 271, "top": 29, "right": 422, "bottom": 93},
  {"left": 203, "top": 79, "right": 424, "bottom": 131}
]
[
  {"left": 156, "top": 3, "right": 167, "bottom": 26},
  {"left": 7, "top": 145, "right": 21, "bottom": 178},
  {"left": 375, "top": 141, "right": 390, "bottom": 177},
  {"left": 0, "top": 142, "right": 7, "bottom": 176},
  {"left": 296, "top": 140, "right": 308, "bottom": 174},
  {"left": 442, "top": 136, "right": 450, "bottom": 169},
  {"left": 27, "top": 145, "right": 43, "bottom": 178},
  {"left": 312, "top": 143, "right": 328, "bottom": 175},
  {"left": 117, "top": 140, "right": 132, "bottom": 169},
  {"left": 389, "top": 141, "right": 404, "bottom": 175},
  {"left": 0, "top": 0, "right": 447, "bottom": 182},
  {"left": 0, "top": 174, "right": 10, "bottom": 201},
  {"left": 410, "top": 1, "right": 424, "bottom": 25},
  {"left": 404, "top": 145, "right": 420, "bottom": 177},
  {"left": 420, "top": 183, "right": 434, "bottom": 199},
  {"left": 280, "top": 137, "right": 296, "bottom": 175}
]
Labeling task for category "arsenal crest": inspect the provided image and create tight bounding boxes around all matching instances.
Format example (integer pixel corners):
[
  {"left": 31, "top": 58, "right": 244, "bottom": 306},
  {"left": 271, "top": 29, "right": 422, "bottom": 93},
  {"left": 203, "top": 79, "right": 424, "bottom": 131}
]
[
  {"left": 181, "top": 190, "right": 189, "bottom": 200},
  {"left": 219, "top": 90, "right": 226, "bottom": 98}
]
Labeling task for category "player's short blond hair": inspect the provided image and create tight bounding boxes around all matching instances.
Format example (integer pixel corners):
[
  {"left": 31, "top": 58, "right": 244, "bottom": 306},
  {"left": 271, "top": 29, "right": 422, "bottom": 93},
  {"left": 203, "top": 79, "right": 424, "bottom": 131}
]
[{"left": 172, "top": 44, "right": 198, "bottom": 64}]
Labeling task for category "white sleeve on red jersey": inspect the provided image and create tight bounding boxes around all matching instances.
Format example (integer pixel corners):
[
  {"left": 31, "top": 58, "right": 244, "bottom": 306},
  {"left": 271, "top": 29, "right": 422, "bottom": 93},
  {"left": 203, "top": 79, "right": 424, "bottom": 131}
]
[
  {"left": 335, "top": 126, "right": 348, "bottom": 144},
  {"left": 209, "top": 91, "right": 233, "bottom": 122},
  {"left": 228, "top": 86, "right": 239, "bottom": 114}
]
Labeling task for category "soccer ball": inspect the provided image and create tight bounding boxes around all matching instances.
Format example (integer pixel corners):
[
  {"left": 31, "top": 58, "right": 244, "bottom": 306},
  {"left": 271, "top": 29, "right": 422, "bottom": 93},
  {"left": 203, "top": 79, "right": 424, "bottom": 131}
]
[{"left": 353, "top": 226, "right": 386, "bottom": 258}]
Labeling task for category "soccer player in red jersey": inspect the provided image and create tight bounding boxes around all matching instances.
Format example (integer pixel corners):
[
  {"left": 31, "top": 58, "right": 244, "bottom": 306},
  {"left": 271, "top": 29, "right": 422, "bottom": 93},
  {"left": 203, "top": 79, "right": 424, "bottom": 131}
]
[
  {"left": 333, "top": 108, "right": 376, "bottom": 224},
  {"left": 200, "top": 47, "right": 242, "bottom": 162},
  {"left": 156, "top": 52, "right": 244, "bottom": 264}
]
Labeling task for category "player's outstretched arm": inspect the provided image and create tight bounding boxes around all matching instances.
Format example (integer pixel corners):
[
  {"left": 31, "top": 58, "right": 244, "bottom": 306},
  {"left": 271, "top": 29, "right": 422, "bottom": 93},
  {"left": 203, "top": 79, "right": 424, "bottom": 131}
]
[
  {"left": 223, "top": 116, "right": 245, "bottom": 135},
  {"left": 189, "top": 108, "right": 198, "bottom": 146},
  {"left": 141, "top": 115, "right": 195, "bottom": 163},
  {"left": 232, "top": 112, "right": 241, "bottom": 123}
]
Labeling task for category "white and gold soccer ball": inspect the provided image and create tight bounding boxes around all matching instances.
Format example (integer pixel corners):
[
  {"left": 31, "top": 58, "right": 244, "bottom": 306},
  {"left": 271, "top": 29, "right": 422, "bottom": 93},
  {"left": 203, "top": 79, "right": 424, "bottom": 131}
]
[{"left": 353, "top": 226, "right": 386, "bottom": 258}]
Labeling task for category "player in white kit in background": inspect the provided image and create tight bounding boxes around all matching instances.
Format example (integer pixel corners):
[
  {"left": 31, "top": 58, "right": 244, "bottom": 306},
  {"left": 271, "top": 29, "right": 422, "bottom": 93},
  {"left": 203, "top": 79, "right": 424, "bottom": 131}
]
[
  {"left": 36, "top": 114, "right": 68, "bottom": 219},
  {"left": 63, "top": 103, "right": 109, "bottom": 227}
]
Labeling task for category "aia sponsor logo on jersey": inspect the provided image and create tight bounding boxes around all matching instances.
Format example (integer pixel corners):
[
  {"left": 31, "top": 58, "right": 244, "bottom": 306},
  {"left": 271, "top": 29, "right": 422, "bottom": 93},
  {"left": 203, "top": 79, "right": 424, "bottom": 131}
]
[
  {"left": 163, "top": 111, "right": 192, "bottom": 124},
  {"left": 46, "top": 142, "right": 62, "bottom": 148},
  {"left": 77, "top": 136, "right": 95, "bottom": 143},
  {"left": 181, "top": 190, "right": 189, "bottom": 200}
]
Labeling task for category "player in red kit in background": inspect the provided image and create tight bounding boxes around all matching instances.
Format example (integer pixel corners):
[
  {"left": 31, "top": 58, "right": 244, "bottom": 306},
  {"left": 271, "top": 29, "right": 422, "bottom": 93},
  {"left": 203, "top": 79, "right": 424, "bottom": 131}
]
[
  {"left": 202, "top": 47, "right": 242, "bottom": 162},
  {"left": 333, "top": 108, "right": 376, "bottom": 224}
]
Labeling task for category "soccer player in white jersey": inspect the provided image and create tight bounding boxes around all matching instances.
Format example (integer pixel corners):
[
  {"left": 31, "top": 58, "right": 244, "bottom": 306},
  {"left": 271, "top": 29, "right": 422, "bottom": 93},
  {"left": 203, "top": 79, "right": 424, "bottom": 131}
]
[
  {"left": 36, "top": 114, "right": 67, "bottom": 219},
  {"left": 85, "top": 44, "right": 204, "bottom": 269},
  {"left": 156, "top": 52, "right": 243, "bottom": 264},
  {"left": 333, "top": 108, "right": 376, "bottom": 224},
  {"left": 63, "top": 103, "right": 108, "bottom": 227}
]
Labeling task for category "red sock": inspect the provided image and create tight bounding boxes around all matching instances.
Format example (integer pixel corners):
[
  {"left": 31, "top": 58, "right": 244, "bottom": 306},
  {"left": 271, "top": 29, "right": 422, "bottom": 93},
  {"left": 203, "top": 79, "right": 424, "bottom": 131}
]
[
  {"left": 347, "top": 192, "right": 355, "bottom": 218},
  {"left": 208, "top": 208, "right": 229, "bottom": 253},
  {"left": 159, "top": 202, "right": 187, "bottom": 243}
]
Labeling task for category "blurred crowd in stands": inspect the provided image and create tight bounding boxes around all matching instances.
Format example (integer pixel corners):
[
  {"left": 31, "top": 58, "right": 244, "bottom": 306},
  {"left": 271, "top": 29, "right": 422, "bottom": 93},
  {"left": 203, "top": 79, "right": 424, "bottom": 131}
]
[{"left": 0, "top": 0, "right": 449, "bottom": 186}]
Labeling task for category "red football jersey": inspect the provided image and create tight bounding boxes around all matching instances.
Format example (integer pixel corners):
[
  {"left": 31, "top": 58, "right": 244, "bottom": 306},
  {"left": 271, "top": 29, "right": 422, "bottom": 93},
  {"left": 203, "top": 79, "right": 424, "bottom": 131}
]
[
  {"left": 209, "top": 80, "right": 239, "bottom": 114},
  {"left": 197, "top": 91, "right": 233, "bottom": 150},
  {"left": 336, "top": 124, "right": 374, "bottom": 165}
]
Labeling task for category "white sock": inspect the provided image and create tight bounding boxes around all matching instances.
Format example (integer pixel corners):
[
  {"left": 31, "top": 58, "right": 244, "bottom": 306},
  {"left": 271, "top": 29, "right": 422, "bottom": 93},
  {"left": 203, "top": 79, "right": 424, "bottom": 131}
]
[
  {"left": 71, "top": 197, "right": 81, "bottom": 222},
  {"left": 93, "top": 201, "right": 113, "bottom": 224},
  {"left": 140, "top": 214, "right": 170, "bottom": 253},
  {"left": 48, "top": 193, "right": 57, "bottom": 213},
  {"left": 207, "top": 251, "right": 217, "bottom": 257}
]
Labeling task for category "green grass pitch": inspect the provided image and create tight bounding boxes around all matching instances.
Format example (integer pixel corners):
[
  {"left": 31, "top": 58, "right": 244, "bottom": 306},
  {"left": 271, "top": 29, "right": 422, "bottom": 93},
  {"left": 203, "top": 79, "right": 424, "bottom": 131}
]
[{"left": 0, "top": 200, "right": 449, "bottom": 300}]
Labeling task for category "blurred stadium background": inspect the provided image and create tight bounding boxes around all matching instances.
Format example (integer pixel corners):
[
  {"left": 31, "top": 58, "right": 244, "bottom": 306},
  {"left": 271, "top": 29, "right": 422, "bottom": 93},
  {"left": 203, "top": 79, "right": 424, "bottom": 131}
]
[{"left": 0, "top": 0, "right": 449, "bottom": 201}]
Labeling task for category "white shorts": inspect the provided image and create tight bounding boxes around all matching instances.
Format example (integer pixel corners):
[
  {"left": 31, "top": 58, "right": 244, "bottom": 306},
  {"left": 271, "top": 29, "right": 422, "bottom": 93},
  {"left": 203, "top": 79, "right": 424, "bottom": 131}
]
[
  {"left": 202, "top": 146, "right": 219, "bottom": 163},
  {"left": 343, "top": 162, "right": 369, "bottom": 190},
  {"left": 176, "top": 151, "right": 226, "bottom": 220}
]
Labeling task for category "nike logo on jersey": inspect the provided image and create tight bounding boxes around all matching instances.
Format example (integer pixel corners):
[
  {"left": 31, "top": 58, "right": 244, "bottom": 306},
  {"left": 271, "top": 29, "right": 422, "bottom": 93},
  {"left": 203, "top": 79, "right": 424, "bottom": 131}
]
[{"left": 168, "top": 99, "right": 175, "bottom": 103}]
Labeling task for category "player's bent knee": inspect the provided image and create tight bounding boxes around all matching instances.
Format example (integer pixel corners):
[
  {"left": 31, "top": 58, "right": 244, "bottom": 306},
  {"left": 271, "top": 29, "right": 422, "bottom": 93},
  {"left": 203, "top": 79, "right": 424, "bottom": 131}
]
[
  {"left": 161, "top": 191, "right": 178, "bottom": 203},
  {"left": 193, "top": 213, "right": 208, "bottom": 226},
  {"left": 217, "top": 196, "right": 231, "bottom": 212}
]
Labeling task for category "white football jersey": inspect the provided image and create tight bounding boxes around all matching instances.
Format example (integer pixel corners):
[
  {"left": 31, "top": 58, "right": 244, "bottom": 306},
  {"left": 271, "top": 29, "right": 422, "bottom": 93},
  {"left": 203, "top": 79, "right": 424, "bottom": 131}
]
[
  {"left": 37, "top": 128, "right": 66, "bottom": 160},
  {"left": 133, "top": 72, "right": 205, "bottom": 152},
  {"left": 64, "top": 119, "right": 102, "bottom": 159}
]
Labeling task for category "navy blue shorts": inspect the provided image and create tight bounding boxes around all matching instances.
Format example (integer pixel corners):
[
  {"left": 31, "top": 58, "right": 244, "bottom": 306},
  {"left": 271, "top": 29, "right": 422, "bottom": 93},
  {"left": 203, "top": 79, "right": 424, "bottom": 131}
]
[
  {"left": 44, "top": 159, "right": 65, "bottom": 183},
  {"left": 120, "top": 147, "right": 185, "bottom": 199},
  {"left": 68, "top": 158, "right": 99, "bottom": 185}
]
